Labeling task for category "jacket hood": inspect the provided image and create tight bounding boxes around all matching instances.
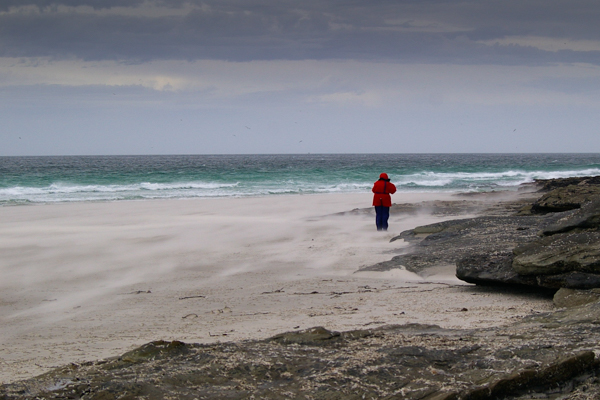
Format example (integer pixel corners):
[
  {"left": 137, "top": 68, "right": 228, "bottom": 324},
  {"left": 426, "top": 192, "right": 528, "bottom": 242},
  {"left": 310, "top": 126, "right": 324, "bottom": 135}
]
[{"left": 379, "top": 173, "right": 389, "bottom": 180}]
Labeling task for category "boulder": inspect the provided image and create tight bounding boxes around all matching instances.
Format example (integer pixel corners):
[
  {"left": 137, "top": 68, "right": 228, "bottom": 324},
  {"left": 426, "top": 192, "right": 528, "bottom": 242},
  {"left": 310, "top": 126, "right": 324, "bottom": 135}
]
[
  {"left": 553, "top": 288, "right": 600, "bottom": 308},
  {"left": 512, "top": 231, "right": 600, "bottom": 276},
  {"left": 455, "top": 251, "right": 538, "bottom": 288},
  {"left": 371, "top": 215, "right": 550, "bottom": 274},
  {"left": 541, "top": 199, "right": 600, "bottom": 235},
  {"left": 533, "top": 176, "right": 600, "bottom": 192},
  {"left": 536, "top": 272, "right": 600, "bottom": 290},
  {"left": 269, "top": 326, "right": 341, "bottom": 345},
  {"left": 457, "top": 254, "right": 600, "bottom": 290},
  {"left": 118, "top": 340, "right": 188, "bottom": 365},
  {"left": 531, "top": 185, "right": 600, "bottom": 213}
]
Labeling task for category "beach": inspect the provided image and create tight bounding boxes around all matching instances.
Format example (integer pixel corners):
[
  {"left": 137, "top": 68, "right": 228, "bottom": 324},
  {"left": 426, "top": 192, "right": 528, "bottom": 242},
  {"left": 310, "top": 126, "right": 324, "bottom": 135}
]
[{"left": 0, "top": 192, "right": 555, "bottom": 384}]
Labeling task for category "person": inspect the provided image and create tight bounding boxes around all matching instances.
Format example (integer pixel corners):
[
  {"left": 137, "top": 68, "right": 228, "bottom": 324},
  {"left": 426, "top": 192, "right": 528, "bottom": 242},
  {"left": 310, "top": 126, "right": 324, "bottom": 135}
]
[{"left": 372, "top": 173, "right": 396, "bottom": 231}]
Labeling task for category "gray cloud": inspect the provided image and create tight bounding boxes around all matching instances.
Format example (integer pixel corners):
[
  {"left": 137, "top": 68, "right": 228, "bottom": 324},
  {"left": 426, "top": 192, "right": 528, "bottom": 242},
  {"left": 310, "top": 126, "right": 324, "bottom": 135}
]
[
  {"left": 0, "top": 0, "right": 599, "bottom": 65},
  {"left": 0, "top": 0, "right": 146, "bottom": 11}
]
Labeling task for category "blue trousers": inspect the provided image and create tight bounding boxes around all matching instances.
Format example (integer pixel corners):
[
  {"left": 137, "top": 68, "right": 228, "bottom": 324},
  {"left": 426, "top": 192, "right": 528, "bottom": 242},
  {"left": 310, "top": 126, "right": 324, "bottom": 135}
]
[{"left": 374, "top": 206, "right": 390, "bottom": 231}]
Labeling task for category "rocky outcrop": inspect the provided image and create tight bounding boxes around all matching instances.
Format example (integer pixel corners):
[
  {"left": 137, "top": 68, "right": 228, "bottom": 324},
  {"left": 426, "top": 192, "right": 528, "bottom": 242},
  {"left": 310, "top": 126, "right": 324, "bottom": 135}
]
[
  {"left": 530, "top": 185, "right": 600, "bottom": 213},
  {"left": 511, "top": 194, "right": 600, "bottom": 290},
  {"left": 364, "top": 213, "right": 560, "bottom": 275},
  {"left": 3, "top": 301, "right": 600, "bottom": 400},
  {"left": 533, "top": 176, "right": 600, "bottom": 192},
  {"left": 455, "top": 251, "right": 540, "bottom": 288},
  {"left": 526, "top": 176, "right": 600, "bottom": 214},
  {"left": 553, "top": 287, "right": 600, "bottom": 308},
  {"left": 368, "top": 178, "right": 600, "bottom": 293},
  {"left": 457, "top": 250, "right": 600, "bottom": 291},
  {"left": 510, "top": 198, "right": 600, "bottom": 289},
  {"left": 541, "top": 199, "right": 600, "bottom": 235},
  {"left": 512, "top": 231, "right": 600, "bottom": 276}
]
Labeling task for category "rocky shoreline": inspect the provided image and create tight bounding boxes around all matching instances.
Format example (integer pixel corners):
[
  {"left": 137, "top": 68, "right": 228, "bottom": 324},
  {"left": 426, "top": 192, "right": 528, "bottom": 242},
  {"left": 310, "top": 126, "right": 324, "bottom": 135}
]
[
  {"left": 365, "top": 176, "right": 600, "bottom": 298},
  {"left": 4, "top": 178, "right": 600, "bottom": 400}
]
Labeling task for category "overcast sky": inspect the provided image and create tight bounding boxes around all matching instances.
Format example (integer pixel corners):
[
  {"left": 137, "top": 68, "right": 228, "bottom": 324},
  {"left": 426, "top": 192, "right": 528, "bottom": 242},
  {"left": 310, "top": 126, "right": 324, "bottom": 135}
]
[{"left": 1, "top": 0, "right": 600, "bottom": 155}]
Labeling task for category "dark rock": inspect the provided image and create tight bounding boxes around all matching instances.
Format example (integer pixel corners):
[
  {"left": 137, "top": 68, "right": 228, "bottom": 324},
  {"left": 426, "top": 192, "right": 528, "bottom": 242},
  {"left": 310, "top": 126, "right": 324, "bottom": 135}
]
[
  {"left": 553, "top": 288, "right": 600, "bottom": 308},
  {"left": 269, "top": 326, "right": 341, "bottom": 345},
  {"left": 541, "top": 199, "right": 600, "bottom": 235},
  {"left": 533, "top": 176, "right": 600, "bottom": 192},
  {"left": 457, "top": 253, "right": 600, "bottom": 291},
  {"left": 4, "top": 302, "right": 600, "bottom": 400},
  {"left": 537, "top": 272, "right": 600, "bottom": 290},
  {"left": 512, "top": 231, "right": 600, "bottom": 276},
  {"left": 515, "top": 203, "right": 534, "bottom": 215},
  {"left": 120, "top": 340, "right": 188, "bottom": 364},
  {"left": 470, "top": 351, "right": 596, "bottom": 400},
  {"left": 456, "top": 252, "right": 538, "bottom": 288},
  {"left": 365, "top": 214, "right": 554, "bottom": 275},
  {"left": 365, "top": 187, "right": 600, "bottom": 291},
  {"left": 531, "top": 185, "right": 600, "bottom": 213},
  {"left": 453, "top": 228, "right": 600, "bottom": 290}
]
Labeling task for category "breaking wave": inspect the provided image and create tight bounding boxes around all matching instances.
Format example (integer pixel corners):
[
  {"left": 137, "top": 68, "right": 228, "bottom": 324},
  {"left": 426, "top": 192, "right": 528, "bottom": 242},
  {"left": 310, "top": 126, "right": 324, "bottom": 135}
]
[{"left": 1, "top": 154, "right": 599, "bottom": 204}]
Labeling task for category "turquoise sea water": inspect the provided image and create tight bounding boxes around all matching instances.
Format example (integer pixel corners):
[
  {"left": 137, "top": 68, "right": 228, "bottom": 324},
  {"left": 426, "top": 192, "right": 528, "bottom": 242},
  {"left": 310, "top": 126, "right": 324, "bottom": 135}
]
[{"left": 1, "top": 154, "right": 600, "bottom": 205}]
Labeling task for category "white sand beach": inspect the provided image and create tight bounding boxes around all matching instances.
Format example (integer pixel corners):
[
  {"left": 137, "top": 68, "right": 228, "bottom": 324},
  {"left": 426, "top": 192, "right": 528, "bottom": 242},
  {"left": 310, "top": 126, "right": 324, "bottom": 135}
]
[{"left": 0, "top": 193, "right": 554, "bottom": 383}]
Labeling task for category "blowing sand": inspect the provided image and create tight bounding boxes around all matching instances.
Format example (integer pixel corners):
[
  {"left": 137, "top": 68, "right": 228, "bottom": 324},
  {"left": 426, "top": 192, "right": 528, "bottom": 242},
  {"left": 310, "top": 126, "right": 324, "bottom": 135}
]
[{"left": 0, "top": 193, "right": 554, "bottom": 383}]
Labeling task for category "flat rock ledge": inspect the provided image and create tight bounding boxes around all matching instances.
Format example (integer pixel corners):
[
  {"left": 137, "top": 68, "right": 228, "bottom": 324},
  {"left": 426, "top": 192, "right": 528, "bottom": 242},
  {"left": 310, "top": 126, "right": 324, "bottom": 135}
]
[
  {"left": 362, "top": 177, "right": 600, "bottom": 294},
  {"left": 3, "top": 301, "right": 600, "bottom": 400}
]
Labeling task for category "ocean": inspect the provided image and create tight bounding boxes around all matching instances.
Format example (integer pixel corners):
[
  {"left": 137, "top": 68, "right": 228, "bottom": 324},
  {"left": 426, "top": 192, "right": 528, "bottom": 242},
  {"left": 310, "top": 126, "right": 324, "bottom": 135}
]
[{"left": 1, "top": 153, "right": 600, "bottom": 205}]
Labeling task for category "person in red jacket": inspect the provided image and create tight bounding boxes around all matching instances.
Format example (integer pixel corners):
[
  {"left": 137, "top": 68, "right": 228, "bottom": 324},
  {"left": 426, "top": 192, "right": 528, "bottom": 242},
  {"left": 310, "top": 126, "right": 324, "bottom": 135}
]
[{"left": 372, "top": 173, "right": 396, "bottom": 231}]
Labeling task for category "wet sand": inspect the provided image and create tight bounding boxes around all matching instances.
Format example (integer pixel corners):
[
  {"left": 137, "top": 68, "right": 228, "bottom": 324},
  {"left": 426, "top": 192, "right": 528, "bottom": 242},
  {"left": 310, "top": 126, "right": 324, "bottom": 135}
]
[{"left": 0, "top": 193, "right": 554, "bottom": 383}]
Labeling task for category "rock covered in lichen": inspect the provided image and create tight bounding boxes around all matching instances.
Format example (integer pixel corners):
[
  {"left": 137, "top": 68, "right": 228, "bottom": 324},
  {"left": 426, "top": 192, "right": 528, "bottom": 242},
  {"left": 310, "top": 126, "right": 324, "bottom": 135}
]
[
  {"left": 512, "top": 231, "right": 600, "bottom": 276},
  {"left": 3, "top": 302, "right": 600, "bottom": 400},
  {"left": 377, "top": 177, "right": 600, "bottom": 292},
  {"left": 553, "top": 287, "right": 600, "bottom": 308},
  {"left": 530, "top": 185, "right": 600, "bottom": 213},
  {"left": 541, "top": 199, "right": 600, "bottom": 235}
]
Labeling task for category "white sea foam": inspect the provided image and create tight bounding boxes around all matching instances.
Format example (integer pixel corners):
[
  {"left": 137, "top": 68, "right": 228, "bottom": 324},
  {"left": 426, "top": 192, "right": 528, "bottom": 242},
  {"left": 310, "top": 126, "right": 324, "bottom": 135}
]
[
  {"left": 398, "top": 168, "right": 600, "bottom": 190},
  {"left": 0, "top": 181, "right": 245, "bottom": 203},
  {"left": 139, "top": 182, "right": 240, "bottom": 191},
  {"left": 2, "top": 166, "right": 600, "bottom": 204}
]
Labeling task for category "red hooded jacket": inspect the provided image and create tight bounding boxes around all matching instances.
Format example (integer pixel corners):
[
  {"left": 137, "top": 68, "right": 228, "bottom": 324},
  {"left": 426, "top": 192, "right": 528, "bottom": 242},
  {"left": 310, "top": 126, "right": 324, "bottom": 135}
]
[{"left": 372, "top": 174, "right": 396, "bottom": 207}]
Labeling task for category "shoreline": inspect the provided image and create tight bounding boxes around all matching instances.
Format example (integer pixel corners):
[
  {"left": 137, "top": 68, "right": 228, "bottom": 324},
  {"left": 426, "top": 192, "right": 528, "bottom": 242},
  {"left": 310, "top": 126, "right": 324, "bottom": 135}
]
[
  {"left": 0, "top": 191, "right": 553, "bottom": 384},
  {"left": 0, "top": 188, "right": 521, "bottom": 208}
]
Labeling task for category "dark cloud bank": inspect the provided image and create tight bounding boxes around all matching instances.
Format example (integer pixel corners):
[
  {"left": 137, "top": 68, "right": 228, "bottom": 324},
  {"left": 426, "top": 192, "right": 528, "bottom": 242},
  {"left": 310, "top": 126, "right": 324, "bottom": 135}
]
[{"left": 1, "top": 0, "right": 599, "bottom": 65}]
